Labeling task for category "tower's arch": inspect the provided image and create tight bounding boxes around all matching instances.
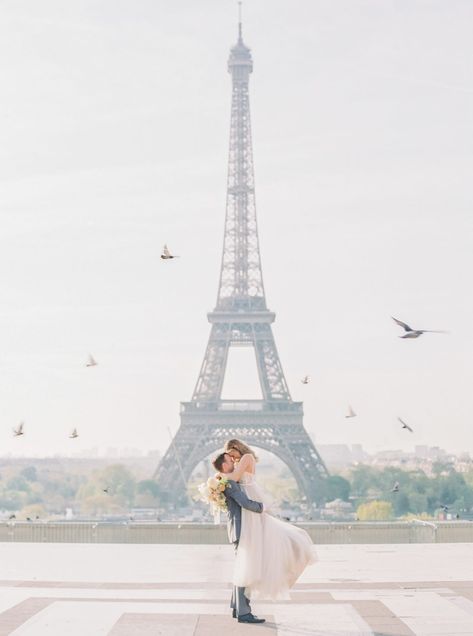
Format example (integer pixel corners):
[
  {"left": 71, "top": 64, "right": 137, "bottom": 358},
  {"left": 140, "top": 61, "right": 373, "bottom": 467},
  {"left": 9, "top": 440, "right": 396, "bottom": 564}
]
[{"left": 154, "top": 411, "right": 328, "bottom": 506}]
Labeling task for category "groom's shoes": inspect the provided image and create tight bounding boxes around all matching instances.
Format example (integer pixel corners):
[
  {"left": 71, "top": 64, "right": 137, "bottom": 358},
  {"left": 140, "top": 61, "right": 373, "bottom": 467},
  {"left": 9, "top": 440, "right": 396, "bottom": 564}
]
[
  {"left": 232, "top": 608, "right": 236, "bottom": 618},
  {"left": 238, "top": 613, "right": 266, "bottom": 624}
]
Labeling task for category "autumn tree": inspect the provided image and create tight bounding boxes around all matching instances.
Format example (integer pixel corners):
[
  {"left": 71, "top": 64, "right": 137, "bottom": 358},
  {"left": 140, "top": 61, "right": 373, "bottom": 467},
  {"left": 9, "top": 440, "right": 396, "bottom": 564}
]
[{"left": 356, "top": 500, "right": 393, "bottom": 521}]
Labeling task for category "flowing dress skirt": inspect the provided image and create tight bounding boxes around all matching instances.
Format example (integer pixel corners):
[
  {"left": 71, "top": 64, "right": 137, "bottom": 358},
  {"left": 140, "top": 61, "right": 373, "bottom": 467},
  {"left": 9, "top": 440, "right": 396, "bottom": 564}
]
[{"left": 233, "top": 476, "right": 316, "bottom": 600}]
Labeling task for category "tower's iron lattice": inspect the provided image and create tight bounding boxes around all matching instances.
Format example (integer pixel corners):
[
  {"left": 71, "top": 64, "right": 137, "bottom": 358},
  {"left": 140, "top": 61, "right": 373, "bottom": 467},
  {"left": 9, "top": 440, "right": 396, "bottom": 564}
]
[{"left": 154, "top": 21, "right": 328, "bottom": 504}]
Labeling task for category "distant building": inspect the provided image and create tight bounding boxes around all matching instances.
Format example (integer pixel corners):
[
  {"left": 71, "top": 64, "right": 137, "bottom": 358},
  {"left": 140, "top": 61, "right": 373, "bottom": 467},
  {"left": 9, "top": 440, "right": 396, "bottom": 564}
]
[
  {"left": 318, "top": 445, "right": 354, "bottom": 469},
  {"left": 415, "top": 445, "right": 429, "bottom": 458},
  {"left": 351, "top": 444, "right": 368, "bottom": 462},
  {"left": 322, "top": 498, "right": 354, "bottom": 520}
]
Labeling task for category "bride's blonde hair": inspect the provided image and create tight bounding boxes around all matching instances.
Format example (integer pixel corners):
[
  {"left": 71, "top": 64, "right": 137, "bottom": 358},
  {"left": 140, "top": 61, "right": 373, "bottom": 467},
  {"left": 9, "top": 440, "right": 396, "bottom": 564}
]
[{"left": 224, "top": 439, "right": 259, "bottom": 462}]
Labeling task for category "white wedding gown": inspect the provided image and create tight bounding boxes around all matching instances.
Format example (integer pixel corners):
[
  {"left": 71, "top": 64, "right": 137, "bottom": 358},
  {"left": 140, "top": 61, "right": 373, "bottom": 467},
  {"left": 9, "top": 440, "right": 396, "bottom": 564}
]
[{"left": 233, "top": 471, "right": 316, "bottom": 601}]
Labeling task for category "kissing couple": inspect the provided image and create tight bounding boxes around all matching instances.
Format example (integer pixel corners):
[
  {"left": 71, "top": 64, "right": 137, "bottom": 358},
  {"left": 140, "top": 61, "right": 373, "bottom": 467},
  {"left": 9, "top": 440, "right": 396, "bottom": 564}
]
[{"left": 212, "top": 439, "right": 316, "bottom": 624}]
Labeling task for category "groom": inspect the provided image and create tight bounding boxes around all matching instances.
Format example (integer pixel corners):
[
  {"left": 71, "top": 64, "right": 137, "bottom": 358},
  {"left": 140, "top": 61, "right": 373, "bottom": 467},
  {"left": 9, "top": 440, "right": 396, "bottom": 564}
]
[{"left": 212, "top": 452, "right": 266, "bottom": 625}]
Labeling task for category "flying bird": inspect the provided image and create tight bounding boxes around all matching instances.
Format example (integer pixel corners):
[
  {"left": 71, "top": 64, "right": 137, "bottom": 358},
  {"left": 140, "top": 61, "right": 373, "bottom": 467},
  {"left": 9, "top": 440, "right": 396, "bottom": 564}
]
[
  {"left": 345, "top": 405, "right": 356, "bottom": 419},
  {"left": 103, "top": 487, "right": 109, "bottom": 494},
  {"left": 13, "top": 422, "right": 24, "bottom": 437},
  {"left": 69, "top": 428, "right": 79, "bottom": 439},
  {"left": 8, "top": 514, "right": 16, "bottom": 520},
  {"left": 301, "top": 375, "right": 310, "bottom": 385},
  {"left": 86, "top": 354, "right": 98, "bottom": 367},
  {"left": 391, "top": 481, "right": 400, "bottom": 493},
  {"left": 160, "top": 244, "right": 179, "bottom": 260},
  {"left": 398, "top": 417, "right": 413, "bottom": 433},
  {"left": 391, "top": 316, "right": 447, "bottom": 339}
]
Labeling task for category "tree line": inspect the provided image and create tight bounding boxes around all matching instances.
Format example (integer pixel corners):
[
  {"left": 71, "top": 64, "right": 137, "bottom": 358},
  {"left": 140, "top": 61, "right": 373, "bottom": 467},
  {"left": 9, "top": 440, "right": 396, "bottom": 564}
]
[
  {"left": 0, "top": 460, "right": 472, "bottom": 520},
  {"left": 319, "top": 462, "right": 473, "bottom": 519}
]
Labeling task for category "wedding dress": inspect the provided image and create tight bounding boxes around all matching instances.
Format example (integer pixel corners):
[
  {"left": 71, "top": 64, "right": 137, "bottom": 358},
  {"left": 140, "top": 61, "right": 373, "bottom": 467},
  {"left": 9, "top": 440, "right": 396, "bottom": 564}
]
[{"left": 233, "top": 471, "right": 316, "bottom": 600}]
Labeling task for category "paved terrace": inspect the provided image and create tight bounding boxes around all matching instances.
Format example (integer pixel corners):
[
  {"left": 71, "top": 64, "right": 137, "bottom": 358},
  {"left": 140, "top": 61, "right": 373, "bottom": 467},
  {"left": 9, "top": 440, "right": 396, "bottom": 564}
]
[{"left": 1, "top": 542, "right": 473, "bottom": 635}]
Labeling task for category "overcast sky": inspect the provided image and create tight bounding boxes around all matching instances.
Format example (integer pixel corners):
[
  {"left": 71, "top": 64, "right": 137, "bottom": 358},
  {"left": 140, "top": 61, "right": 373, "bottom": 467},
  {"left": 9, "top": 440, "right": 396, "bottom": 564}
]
[{"left": 0, "top": 0, "right": 472, "bottom": 459}]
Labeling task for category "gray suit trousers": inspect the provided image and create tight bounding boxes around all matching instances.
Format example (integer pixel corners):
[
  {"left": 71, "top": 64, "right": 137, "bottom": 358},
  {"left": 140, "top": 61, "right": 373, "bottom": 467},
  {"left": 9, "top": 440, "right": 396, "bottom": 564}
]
[{"left": 230, "top": 541, "right": 251, "bottom": 617}]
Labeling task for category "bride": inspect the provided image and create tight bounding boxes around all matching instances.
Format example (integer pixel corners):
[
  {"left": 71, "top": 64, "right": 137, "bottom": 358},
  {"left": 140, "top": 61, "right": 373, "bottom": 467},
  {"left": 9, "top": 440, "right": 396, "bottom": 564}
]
[{"left": 219, "top": 438, "right": 316, "bottom": 601}]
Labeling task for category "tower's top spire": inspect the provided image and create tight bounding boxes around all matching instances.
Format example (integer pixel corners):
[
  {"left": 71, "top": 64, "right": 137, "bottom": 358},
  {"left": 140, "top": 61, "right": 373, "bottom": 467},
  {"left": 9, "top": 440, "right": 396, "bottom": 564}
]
[
  {"left": 228, "top": 0, "right": 252, "bottom": 75},
  {"left": 238, "top": 1, "right": 243, "bottom": 43}
]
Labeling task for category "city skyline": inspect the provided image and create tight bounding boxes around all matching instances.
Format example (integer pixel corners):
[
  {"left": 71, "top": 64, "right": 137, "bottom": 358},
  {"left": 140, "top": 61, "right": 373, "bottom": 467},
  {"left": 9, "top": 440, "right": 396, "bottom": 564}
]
[{"left": 0, "top": 1, "right": 471, "bottom": 457}]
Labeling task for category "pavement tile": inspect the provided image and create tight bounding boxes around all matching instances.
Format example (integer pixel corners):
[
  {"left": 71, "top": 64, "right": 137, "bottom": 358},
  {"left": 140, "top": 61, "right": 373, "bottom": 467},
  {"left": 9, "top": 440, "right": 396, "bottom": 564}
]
[
  {"left": 195, "top": 614, "right": 276, "bottom": 635},
  {"left": 109, "top": 613, "right": 199, "bottom": 636},
  {"left": 0, "top": 598, "right": 53, "bottom": 636},
  {"left": 366, "top": 620, "right": 414, "bottom": 635}
]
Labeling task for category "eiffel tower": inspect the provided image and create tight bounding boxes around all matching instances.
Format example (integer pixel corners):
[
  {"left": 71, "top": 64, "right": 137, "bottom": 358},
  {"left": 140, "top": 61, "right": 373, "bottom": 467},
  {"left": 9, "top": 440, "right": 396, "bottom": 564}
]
[{"left": 154, "top": 16, "right": 328, "bottom": 505}]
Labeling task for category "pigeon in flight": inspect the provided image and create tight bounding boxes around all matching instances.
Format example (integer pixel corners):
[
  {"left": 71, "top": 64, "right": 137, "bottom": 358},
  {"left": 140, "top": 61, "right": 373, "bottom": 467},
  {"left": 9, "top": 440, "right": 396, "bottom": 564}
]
[
  {"left": 345, "top": 405, "right": 356, "bottom": 419},
  {"left": 69, "top": 428, "right": 79, "bottom": 439},
  {"left": 8, "top": 514, "right": 16, "bottom": 520},
  {"left": 160, "top": 244, "right": 179, "bottom": 260},
  {"left": 13, "top": 422, "right": 24, "bottom": 437},
  {"left": 103, "top": 487, "right": 109, "bottom": 494},
  {"left": 398, "top": 417, "right": 413, "bottom": 433},
  {"left": 391, "top": 316, "right": 447, "bottom": 339},
  {"left": 301, "top": 375, "right": 310, "bottom": 385},
  {"left": 86, "top": 354, "right": 98, "bottom": 367},
  {"left": 391, "top": 481, "right": 400, "bottom": 493}
]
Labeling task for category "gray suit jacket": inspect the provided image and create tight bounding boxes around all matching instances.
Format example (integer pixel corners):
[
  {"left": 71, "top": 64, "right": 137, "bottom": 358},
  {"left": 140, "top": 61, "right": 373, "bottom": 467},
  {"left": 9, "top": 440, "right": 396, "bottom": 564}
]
[{"left": 223, "top": 479, "right": 263, "bottom": 544}]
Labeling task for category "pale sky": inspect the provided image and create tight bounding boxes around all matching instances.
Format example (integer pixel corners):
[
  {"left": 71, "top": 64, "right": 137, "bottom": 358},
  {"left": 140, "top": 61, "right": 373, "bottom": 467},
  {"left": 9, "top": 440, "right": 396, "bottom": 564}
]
[{"left": 0, "top": 0, "right": 472, "bottom": 459}]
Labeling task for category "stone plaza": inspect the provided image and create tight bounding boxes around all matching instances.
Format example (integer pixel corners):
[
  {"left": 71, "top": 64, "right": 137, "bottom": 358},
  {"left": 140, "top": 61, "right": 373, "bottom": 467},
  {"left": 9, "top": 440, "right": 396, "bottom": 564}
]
[{"left": 1, "top": 541, "right": 473, "bottom": 635}]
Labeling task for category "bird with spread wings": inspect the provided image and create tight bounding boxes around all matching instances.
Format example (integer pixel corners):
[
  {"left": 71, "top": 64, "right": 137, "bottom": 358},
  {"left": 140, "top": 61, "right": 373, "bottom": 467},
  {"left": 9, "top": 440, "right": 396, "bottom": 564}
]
[{"left": 391, "top": 316, "right": 447, "bottom": 339}]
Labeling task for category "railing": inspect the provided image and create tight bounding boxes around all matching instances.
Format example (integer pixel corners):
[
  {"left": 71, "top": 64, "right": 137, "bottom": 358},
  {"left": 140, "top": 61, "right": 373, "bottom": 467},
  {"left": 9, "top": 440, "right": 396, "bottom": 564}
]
[
  {"left": 219, "top": 401, "right": 264, "bottom": 411},
  {"left": 0, "top": 521, "right": 472, "bottom": 544},
  {"left": 181, "top": 400, "right": 303, "bottom": 413}
]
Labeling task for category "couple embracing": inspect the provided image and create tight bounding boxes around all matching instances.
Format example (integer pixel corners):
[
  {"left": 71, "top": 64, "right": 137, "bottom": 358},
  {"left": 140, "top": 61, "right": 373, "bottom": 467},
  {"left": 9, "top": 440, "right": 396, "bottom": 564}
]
[{"left": 212, "top": 439, "right": 316, "bottom": 625}]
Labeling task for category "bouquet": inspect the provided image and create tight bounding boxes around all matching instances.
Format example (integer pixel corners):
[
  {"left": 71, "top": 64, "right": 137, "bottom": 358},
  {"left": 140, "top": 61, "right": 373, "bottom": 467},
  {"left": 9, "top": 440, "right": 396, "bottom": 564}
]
[{"left": 197, "top": 475, "right": 229, "bottom": 521}]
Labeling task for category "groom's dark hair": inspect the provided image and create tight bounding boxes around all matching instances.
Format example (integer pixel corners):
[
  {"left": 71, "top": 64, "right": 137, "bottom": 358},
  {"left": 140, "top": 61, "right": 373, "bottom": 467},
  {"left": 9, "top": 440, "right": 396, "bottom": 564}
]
[{"left": 212, "top": 453, "right": 227, "bottom": 472}]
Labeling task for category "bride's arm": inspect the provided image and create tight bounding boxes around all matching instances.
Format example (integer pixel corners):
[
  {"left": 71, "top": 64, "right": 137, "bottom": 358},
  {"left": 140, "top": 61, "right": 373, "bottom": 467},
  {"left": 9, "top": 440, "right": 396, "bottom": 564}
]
[{"left": 223, "top": 453, "right": 255, "bottom": 482}]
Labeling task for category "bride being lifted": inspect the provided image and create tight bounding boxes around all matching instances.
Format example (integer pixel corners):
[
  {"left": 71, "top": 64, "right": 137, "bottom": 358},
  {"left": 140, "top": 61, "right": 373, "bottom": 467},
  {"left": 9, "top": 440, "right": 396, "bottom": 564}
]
[{"left": 217, "top": 438, "right": 316, "bottom": 601}]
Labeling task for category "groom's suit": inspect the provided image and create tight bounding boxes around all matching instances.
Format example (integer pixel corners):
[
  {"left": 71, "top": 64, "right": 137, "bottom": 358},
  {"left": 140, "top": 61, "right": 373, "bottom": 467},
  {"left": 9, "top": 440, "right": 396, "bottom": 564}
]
[{"left": 223, "top": 479, "right": 263, "bottom": 618}]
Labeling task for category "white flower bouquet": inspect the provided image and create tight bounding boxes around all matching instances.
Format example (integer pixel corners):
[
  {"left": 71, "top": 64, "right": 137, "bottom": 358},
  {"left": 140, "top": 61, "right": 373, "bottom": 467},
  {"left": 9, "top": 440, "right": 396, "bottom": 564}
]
[{"left": 197, "top": 475, "right": 229, "bottom": 521}]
